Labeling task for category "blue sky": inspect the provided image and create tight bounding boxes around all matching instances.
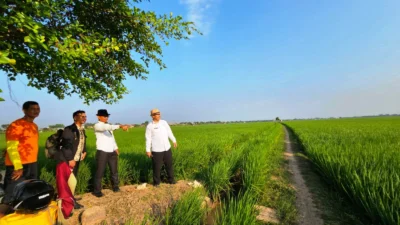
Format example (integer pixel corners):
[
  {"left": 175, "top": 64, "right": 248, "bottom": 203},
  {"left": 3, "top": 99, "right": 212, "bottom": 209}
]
[{"left": 1, "top": 0, "right": 400, "bottom": 127}]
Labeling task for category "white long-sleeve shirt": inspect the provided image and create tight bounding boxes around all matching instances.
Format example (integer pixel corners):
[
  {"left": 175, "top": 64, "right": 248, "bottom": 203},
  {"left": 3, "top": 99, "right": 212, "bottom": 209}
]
[
  {"left": 94, "top": 121, "right": 119, "bottom": 152},
  {"left": 145, "top": 120, "right": 176, "bottom": 152}
]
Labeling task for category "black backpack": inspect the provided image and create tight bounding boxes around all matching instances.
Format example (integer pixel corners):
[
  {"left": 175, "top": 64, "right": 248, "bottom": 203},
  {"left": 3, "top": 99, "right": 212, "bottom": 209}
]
[
  {"left": 45, "top": 129, "right": 63, "bottom": 159},
  {"left": 11, "top": 179, "right": 55, "bottom": 211}
]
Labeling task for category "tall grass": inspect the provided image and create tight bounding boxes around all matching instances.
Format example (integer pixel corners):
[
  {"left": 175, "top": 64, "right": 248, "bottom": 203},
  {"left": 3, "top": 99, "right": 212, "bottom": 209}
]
[
  {"left": 204, "top": 159, "right": 233, "bottom": 200},
  {"left": 241, "top": 124, "right": 283, "bottom": 194},
  {"left": 163, "top": 188, "right": 208, "bottom": 225},
  {"left": 286, "top": 117, "right": 400, "bottom": 225},
  {"left": 75, "top": 161, "right": 91, "bottom": 194},
  {"left": 216, "top": 191, "right": 258, "bottom": 225},
  {"left": 213, "top": 123, "right": 288, "bottom": 224}
]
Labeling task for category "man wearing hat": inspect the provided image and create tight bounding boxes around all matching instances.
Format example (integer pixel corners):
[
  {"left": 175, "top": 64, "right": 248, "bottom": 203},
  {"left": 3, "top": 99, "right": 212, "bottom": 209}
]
[
  {"left": 92, "top": 109, "right": 129, "bottom": 197},
  {"left": 145, "top": 108, "right": 177, "bottom": 187}
]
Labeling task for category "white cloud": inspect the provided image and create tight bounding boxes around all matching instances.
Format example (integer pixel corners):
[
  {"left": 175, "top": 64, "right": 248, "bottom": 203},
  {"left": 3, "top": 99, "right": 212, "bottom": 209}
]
[{"left": 180, "top": 0, "right": 217, "bottom": 36}]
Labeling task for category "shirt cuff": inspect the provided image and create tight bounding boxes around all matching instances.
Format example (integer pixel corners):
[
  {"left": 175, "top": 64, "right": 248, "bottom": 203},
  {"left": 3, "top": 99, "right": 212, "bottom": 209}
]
[{"left": 7, "top": 141, "right": 23, "bottom": 170}]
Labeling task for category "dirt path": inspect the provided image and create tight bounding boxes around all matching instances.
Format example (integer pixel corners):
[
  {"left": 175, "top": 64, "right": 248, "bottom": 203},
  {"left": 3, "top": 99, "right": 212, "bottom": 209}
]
[
  {"left": 66, "top": 180, "right": 194, "bottom": 225},
  {"left": 284, "top": 126, "right": 323, "bottom": 225}
]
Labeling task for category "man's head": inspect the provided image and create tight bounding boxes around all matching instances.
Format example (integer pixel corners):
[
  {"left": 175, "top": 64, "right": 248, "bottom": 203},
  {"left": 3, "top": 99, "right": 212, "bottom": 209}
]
[
  {"left": 150, "top": 108, "right": 161, "bottom": 122},
  {"left": 73, "top": 110, "right": 86, "bottom": 125},
  {"left": 96, "top": 109, "right": 110, "bottom": 123},
  {"left": 22, "top": 101, "right": 40, "bottom": 119}
]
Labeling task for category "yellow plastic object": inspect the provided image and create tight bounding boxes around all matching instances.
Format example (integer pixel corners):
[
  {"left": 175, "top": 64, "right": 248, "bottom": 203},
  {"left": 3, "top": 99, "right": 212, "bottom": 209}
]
[{"left": 0, "top": 201, "right": 58, "bottom": 225}]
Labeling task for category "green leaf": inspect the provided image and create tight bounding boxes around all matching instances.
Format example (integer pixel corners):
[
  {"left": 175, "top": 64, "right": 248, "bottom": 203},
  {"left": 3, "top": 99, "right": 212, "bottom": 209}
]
[
  {"left": 0, "top": 0, "right": 200, "bottom": 104},
  {"left": 24, "top": 36, "right": 32, "bottom": 43},
  {"left": 8, "top": 59, "right": 16, "bottom": 65}
]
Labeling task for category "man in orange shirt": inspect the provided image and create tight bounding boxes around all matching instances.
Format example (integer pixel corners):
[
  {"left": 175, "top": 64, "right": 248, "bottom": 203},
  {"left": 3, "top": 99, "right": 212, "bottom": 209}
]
[{"left": 2, "top": 101, "right": 40, "bottom": 204}]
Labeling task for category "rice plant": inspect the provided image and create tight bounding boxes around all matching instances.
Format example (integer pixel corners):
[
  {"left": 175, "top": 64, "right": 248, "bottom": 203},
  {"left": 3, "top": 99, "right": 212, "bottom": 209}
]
[
  {"left": 164, "top": 188, "right": 208, "bottom": 225},
  {"left": 216, "top": 191, "right": 258, "bottom": 225},
  {"left": 286, "top": 117, "right": 400, "bottom": 225},
  {"left": 75, "top": 161, "right": 91, "bottom": 194}
]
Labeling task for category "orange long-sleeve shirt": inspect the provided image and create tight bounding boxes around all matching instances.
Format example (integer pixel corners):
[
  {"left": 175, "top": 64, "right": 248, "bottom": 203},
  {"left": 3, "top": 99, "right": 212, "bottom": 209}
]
[{"left": 5, "top": 118, "right": 39, "bottom": 169}]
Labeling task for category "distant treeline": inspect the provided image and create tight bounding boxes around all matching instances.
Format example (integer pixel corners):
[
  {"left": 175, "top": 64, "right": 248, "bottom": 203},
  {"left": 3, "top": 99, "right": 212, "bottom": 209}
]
[
  {"left": 284, "top": 114, "right": 400, "bottom": 121},
  {"left": 1, "top": 114, "right": 398, "bottom": 132}
]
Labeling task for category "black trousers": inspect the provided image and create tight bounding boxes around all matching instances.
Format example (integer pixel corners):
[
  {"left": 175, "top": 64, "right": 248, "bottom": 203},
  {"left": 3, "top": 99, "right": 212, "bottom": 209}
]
[
  {"left": 152, "top": 149, "right": 174, "bottom": 185},
  {"left": 2, "top": 162, "right": 38, "bottom": 204},
  {"left": 93, "top": 150, "right": 118, "bottom": 193}
]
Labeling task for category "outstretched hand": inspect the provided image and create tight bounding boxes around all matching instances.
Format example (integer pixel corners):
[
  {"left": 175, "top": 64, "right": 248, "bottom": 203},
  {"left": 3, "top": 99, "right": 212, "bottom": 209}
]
[{"left": 120, "top": 125, "right": 129, "bottom": 131}]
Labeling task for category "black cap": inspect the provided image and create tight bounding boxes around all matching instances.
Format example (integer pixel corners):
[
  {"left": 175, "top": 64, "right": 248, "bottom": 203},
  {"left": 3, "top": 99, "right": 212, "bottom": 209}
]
[{"left": 96, "top": 109, "right": 110, "bottom": 116}]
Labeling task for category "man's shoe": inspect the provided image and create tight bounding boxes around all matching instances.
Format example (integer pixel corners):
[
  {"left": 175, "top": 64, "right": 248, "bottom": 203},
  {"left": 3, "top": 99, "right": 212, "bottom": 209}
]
[
  {"left": 74, "top": 202, "right": 84, "bottom": 209},
  {"left": 112, "top": 187, "right": 121, "bottom": 192},
  {"left": 168, "top": 180, "right": 177, "bottom": 185},
  {"left": 92, "top": 192, "right": 104, "bottom": 198}
]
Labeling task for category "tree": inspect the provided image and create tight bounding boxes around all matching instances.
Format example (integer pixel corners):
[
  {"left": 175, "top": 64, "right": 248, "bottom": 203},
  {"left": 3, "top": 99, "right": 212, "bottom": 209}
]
[
  {"left": 1, "top": 124, "right": 9, "bottom": 130},
  {"left": 85, "top": 122, "right": 95, "bottom": 127},
  {"left": 275, "top": 117, "right": 281, "bottom": 121},
  {"left": 0, "top": 0, "right": 198, "bottom": 104},
  {"left": 48, "top": 124, "right": 65, "bottom": 129}
]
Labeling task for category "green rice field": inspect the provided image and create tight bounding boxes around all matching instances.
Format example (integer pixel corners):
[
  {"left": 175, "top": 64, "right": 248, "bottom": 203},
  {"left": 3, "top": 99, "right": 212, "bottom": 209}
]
[
  {"left": 285, "top": 117, "right": 400, "bottom": 225},
  {"left": 2, "top": 117, "right": 399, "bottom": 224}
]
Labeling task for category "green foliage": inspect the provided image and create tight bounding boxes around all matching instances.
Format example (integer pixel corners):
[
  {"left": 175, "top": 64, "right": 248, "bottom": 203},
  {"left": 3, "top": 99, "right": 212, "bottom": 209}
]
[
  {"left": 75, "top": 161, "right": 91, "bottom": 194},
  {"left": 0, "top": 89, "right": 4, "bottom": 101},
  {"left": 216, "top": 191, "right": 258, "bottom": 225},
  {"left": 204, "top": 160, "right": 232, "bottom": 200},
  {"left": 118, "top": 158, "right": 134, "bottom": 186},
  {"left": 286, "top": 117, "right": 400, "bottom": 225},
  {"left": 48, "top": 124, "right": 65, "bottom": 129},
  {"left": 241, "top": 127, "right": 282, "bottom": 194},
  {"left": 39, "top": 166, "right": 56, "bottom": 187},
  {"left": 164, "top": 188, "right": 207, "bottom": 225},
  {"left": 259, "top": 130, "right": 297, "bottom": 225},
  {"left": 0, "top": 0, "right": 199, "bottom": 104}
]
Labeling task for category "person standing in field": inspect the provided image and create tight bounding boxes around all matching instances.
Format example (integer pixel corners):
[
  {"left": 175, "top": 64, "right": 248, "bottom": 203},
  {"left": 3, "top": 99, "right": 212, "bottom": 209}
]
[
  {"left": 2, "top": 101, "right": 40, "bottom": 204},
  {"left": 56, "top": 110, "right": 87, "bottom": 213},
  {"left": 92, "top": 109, "right": 129, "bottom": 197},
  {"left": 145, "top": 108, "right": 177, "bottom": 187}
]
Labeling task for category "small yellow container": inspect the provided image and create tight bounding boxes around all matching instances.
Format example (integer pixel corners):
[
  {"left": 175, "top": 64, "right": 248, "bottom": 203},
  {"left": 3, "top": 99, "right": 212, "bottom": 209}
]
[{"left": 0, "top": 201, "right": 58, "bottom": 225}]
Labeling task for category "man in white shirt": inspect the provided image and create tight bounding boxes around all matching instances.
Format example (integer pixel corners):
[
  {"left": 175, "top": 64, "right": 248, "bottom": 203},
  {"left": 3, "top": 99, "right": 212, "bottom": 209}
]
[
  {"left": 145, "top": 108, "right": 177, "bottom": 187},
  {"left": 92, "top": 109, "right": 129, "bottom": 197}
]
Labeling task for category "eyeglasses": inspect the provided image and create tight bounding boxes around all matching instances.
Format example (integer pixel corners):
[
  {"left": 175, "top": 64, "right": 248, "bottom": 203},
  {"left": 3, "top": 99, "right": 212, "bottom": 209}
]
[{"left": 152, "top": 113, "right": 160, "bottom": 116}]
